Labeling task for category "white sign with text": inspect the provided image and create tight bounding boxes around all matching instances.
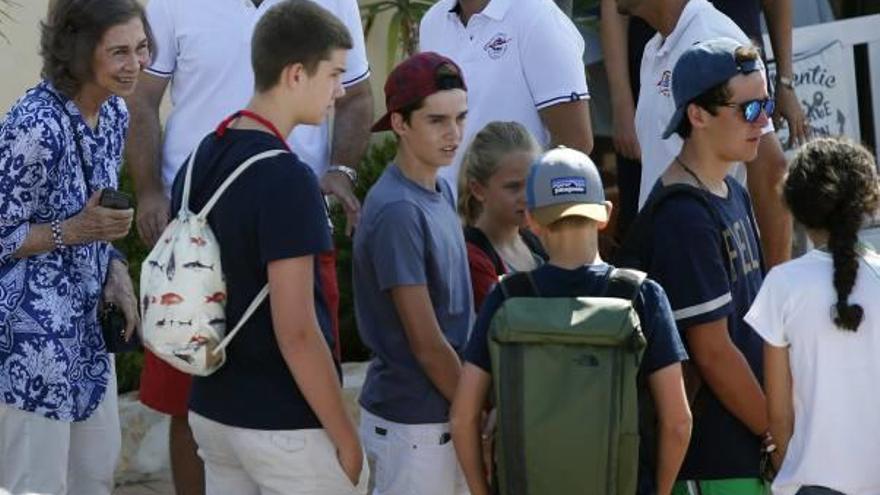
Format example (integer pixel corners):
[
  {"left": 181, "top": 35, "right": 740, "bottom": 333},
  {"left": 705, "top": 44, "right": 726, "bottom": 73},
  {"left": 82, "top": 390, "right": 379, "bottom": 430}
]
[{"left": 768, "top": 40, "right": 860, "bottom": 157}]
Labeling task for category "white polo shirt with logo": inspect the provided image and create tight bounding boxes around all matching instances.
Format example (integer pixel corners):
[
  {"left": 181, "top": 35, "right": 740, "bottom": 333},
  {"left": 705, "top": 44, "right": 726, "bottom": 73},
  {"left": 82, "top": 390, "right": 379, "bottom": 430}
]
[
  {"left": 419, "top": 0, "right": 589, "bottom": 194},
  {"left": 145, "top": 0, "right": 370, "bottom": 193},
  {"left": 635, "top": 0, "right": 772, "bottom": 209}
]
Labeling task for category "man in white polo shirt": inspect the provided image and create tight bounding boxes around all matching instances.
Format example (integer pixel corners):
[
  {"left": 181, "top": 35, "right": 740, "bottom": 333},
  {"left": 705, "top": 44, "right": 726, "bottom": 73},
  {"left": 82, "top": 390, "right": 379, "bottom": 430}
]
[
  {"left": 619, "top": 0, "right": 791, "bottom": 266},
  {"left": 419, "top": 0, "right": 594, "bottom": 196},
  {"left": 125, "top": 1, "right": 371, "bottom": 493}
]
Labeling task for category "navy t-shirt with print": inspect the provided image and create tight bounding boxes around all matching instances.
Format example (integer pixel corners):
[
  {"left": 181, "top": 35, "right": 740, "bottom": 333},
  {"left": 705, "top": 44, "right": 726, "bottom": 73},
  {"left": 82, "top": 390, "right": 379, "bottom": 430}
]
[
  {"left": 647, "top": 177, "right": 765, "bottom": 479},
  {"left": 170, "top": 129, "right": 335, "bottom": 430},
  {"left": 464, "top": 263, "right": 687, "bottom": 495}
]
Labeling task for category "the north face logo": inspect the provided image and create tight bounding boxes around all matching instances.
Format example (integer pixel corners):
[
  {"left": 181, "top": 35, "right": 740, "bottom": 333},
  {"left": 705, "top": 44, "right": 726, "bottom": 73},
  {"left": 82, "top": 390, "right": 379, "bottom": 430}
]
[
  {"left": 573, "top": 353, "right": 600, "bottom": 368},
  {"left": 657, "top": 70, "right": 672, "bottom": 97},
  {"left": 484, "top": 33, "right": 511, "bottom": 59}
]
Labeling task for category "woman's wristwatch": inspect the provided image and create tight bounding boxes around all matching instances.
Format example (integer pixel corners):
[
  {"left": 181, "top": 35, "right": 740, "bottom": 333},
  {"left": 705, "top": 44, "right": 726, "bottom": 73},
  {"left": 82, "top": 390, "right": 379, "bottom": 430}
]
[
  {"left": 327, "top": 164, "right": 358, "bottom": 185},
  {"left": 776, "top": 75, "right": 795, "bottom": 91}
]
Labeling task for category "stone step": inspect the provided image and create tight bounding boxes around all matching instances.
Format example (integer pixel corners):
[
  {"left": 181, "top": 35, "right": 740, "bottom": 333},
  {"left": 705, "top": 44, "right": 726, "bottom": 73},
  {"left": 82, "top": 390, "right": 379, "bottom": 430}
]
[{"left": 114, "top": 361, "right": 369, "bottom": 488}]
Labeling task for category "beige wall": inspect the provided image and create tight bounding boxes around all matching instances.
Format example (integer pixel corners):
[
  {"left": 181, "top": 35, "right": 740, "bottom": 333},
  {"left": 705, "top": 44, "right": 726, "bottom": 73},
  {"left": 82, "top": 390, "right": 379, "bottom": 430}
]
[
  {"left": 0, "top": 0, "right": 51, "bottom": 112},
  {"left": 0, "top": 0, "right": 393, "bottom": 118}
]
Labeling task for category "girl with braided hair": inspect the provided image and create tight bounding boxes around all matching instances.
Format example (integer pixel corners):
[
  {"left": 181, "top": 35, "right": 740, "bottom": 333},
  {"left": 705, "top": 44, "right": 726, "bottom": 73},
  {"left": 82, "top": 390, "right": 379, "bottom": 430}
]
[{"left": 745, "top": 137, "right": 880, "bottom": 495}]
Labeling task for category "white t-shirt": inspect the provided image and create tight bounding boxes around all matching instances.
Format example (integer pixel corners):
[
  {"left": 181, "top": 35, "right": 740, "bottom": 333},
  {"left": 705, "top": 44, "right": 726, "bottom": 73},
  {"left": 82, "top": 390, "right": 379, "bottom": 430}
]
[
  {"left": 145, "top": 0, "right": 370, "bottom": 194},
  {"left": 635, "top": 0, "right": 772, "bottom": 209},
  {"left": 419, "top": 0, "right": 589, "bottom": 198},
  {"left": 745, "top": 249, "right": 880, "bottom": 495}
]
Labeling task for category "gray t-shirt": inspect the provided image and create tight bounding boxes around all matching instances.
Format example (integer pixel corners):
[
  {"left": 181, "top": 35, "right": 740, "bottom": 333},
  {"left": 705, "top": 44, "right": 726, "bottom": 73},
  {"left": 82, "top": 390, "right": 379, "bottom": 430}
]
[{"left": 353, "top": 164, "right": 473, "bottom": 424}]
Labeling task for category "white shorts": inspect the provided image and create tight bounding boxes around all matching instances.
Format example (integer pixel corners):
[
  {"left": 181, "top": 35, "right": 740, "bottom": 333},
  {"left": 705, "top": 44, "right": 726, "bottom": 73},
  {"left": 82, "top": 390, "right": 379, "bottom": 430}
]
[
  {"left": 0, "top": 368, "right": 120, "bottom": 495},
  {"left": 189, "top": 412, "right": 367, "bottom": 495},
  {"left": 359, "top": 408, "right": 469, "bottom": 495}
]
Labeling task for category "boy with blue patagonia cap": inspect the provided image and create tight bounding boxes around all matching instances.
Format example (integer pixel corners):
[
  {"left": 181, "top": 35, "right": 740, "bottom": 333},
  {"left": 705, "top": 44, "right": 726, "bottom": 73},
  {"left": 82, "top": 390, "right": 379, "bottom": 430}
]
[
  {"left": 636, "top": 37, "right": 774, "bottom": 494},
  {"left": 451, "top": 146, "right": 691, "bottom": 495}
]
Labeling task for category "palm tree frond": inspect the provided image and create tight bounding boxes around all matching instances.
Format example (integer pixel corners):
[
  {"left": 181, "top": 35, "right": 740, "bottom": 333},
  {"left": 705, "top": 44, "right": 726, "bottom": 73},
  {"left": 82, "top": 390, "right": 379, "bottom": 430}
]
[
  {"left": 386, "top": 9, "right": 402, "bottom": 67},
  {"left": 0, "top": 0, "right": 20, "bottom": 43}
]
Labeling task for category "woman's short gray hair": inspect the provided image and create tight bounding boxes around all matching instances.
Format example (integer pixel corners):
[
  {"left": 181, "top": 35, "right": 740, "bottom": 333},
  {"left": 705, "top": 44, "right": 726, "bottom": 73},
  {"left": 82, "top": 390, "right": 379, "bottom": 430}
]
[{"left": 40, "top": 0, "right": 154, "bottom": 98}]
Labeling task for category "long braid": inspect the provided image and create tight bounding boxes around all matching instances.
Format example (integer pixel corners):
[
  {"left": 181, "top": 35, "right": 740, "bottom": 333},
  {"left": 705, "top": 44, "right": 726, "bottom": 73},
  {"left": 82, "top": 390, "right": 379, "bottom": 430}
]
[
  {"left": 828, "top": 198, "right": 864, "bottom": 331},
  {"left": 785, "top": 137, "right": 879, "bottom": 332}
]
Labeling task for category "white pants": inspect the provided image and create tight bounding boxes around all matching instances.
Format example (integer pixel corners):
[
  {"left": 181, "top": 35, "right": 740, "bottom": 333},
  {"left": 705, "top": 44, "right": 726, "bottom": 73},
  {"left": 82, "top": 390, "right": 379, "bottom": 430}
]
[
  {"left": 189, "top": 412, "right": 367, "bottom": 495},
  {"left": 359, "top": 409, "right": 469, "bottom": 495},
  {"left": 0, "top": 369, "right": 120, "bottom": 495}
]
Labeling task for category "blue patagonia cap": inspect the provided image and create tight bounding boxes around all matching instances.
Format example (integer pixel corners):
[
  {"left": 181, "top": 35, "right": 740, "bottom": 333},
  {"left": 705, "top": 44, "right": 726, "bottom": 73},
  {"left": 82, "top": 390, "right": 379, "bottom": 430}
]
[
  {"left": 662, "top": 37, "right": 763, "bottom": 139},
  {"left": 526, "top": 146, "right": 607, "bottom": 226}
]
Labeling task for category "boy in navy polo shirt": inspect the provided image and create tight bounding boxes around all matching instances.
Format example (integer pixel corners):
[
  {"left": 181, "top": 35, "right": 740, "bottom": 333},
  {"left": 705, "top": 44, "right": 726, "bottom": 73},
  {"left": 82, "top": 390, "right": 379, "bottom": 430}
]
[
  {"left": 168, "top": 1, "right": 364, "bottom": 493},
  {"left": 353, "top": 52, "right": 472, "bottom": 495},
  {"left": 642, "top": 38, "right": 774, "bottom": 494},
  {"left": 451, "top": 147, "right": 691, "bottom": 495}
]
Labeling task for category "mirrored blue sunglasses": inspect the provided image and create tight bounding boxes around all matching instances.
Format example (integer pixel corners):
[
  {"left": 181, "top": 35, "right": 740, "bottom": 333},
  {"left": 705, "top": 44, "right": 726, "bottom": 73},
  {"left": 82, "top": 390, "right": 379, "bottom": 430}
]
[{"left": 723, "top": 98, "right": 775, "bottom": 123}]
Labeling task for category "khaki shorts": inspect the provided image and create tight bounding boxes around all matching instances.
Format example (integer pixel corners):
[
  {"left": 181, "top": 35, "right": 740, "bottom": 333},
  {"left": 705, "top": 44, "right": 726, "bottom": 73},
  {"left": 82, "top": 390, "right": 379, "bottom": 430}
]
[{"left": 190, "top": 412, "right": 367, "bottom": 495}]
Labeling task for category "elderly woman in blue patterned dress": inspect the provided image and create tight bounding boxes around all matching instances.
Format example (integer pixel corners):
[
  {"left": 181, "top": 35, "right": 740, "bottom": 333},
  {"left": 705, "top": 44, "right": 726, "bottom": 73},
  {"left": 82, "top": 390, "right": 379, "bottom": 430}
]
[{"left": 0, "top": 0, "right": 152, "bottom": 493}]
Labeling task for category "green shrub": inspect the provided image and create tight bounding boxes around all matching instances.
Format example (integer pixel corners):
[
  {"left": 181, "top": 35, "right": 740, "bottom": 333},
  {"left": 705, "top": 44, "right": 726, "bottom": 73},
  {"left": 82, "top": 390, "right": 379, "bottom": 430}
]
[
  {"left": 115, "top": 348, "right": 144, "bottom": 395},
  {"left": 114, "top": 169, "right": 150, "bottom": 393},
  {"left": 333, "top": 136, "right": 397, "bottom": 362}
]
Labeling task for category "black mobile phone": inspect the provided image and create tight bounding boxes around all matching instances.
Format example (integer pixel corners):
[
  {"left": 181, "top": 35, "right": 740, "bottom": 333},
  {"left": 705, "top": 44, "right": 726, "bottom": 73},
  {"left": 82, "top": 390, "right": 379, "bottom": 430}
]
[{"left": 99, "top": 188, "right": 133, "bottom": 210}]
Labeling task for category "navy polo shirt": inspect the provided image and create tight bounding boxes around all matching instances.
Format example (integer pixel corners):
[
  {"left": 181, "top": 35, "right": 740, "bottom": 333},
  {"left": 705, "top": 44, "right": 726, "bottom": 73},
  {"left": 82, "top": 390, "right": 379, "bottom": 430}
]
[{"left": 170, "top": 129, "right": 335, "bottom": 430}]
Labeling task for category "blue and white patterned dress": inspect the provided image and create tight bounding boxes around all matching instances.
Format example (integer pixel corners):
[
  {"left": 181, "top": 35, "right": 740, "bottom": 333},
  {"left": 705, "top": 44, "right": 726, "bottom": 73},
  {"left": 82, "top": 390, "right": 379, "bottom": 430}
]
[{"left": 0, "top": 81, "right": 128, "bottom": 422}]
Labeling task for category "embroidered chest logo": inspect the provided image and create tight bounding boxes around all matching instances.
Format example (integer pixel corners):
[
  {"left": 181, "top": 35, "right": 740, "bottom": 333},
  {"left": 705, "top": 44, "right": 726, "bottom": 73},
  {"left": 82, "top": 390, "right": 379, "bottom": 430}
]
[
  {"left": 483, "top": 33, "right": 512, "bottom": 60},
  {"left": 551, "top": 177, "right": 587, "bottom": 196},
  {"left": 657, "top": 70, "right": 672, "bottom": 97}
]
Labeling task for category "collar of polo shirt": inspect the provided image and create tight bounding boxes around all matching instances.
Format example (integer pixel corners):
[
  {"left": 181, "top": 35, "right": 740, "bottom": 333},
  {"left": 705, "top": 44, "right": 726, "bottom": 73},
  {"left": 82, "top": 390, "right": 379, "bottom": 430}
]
[
  {"left": 446, "top": 0, "right": 512, "bottom": 21},
  {"left": 655, "top": 0, "right": 707, "bottom": 56}
]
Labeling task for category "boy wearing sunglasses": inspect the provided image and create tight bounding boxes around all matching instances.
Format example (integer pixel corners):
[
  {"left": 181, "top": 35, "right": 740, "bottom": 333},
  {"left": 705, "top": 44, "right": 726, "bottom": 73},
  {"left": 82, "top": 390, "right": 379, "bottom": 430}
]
[
  {"left": 619, "top": 0, "right": 791, "bottom": 270},
  {"left": 640, "top": 38, "right": 772, "bottom": 495}
]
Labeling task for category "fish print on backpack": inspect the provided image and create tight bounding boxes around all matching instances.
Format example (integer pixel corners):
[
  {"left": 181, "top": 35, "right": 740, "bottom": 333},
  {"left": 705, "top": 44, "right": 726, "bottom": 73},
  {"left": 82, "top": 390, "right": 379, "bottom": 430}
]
[
  {"left": 166, "top": 252, "right": 176, "bottom": 281},
  {"left": 183, "top": 261, "right": 215, "bottom": 271},
  {"left": 205, "top": 292, "right": 226, "bottom": 304},
  {"left": 142, "top": 295, "right": 155, "bottom": 313},
  {"left": 160, "top": 293, "right": 184, "bottom": 305}
]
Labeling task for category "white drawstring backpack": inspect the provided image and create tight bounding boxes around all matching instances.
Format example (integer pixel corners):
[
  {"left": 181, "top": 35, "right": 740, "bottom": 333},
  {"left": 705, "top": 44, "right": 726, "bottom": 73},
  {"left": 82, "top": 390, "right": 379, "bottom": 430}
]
[{"left": 140, "top": 144, "right": 288, "bottom": 375}]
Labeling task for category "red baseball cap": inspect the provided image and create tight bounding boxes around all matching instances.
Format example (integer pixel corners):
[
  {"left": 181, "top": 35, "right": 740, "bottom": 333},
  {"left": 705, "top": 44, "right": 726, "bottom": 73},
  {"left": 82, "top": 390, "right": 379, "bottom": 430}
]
[{"left": 371, "top": 52, "right": 467, "bottom": 132}]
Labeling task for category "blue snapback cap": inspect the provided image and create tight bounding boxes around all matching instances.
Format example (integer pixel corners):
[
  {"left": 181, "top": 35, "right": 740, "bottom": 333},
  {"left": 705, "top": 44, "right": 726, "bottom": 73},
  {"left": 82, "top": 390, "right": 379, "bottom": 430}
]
[{"left": 662, "top": 37, "right": 763, "bottom": 139}]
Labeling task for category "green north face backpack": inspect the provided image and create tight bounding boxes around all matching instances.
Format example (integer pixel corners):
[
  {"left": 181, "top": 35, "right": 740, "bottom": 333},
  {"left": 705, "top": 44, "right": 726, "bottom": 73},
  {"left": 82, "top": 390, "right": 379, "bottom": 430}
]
[{"left": 489, "top": 268, "right": 647, "bottom": 495}]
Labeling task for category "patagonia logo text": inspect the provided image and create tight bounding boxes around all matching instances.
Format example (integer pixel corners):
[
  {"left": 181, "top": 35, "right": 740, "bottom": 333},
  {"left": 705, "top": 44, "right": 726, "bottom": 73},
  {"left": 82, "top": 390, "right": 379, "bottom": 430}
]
[{"left": 551, "top": 177, "right": 587, "bottom": 196}]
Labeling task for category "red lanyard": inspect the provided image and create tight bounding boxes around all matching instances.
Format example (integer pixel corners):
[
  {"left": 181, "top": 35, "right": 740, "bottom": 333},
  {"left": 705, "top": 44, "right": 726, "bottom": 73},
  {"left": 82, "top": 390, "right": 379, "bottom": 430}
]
[{"left": 215, "top": 110, "right": 290, "bottom": 151}]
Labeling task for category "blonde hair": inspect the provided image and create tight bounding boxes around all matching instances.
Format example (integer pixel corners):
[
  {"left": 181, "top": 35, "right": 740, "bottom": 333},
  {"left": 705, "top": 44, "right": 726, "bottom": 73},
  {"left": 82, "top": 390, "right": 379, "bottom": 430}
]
[{"left": 457, "top": 121, "right": 541, "bottom": 225}]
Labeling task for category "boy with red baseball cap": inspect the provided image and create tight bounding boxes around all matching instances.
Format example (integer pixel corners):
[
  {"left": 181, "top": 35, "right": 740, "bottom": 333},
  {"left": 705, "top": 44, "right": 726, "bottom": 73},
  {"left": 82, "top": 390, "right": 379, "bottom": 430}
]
[{"left": 353, "top": 52, "right": 472, "bottom": 495}]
